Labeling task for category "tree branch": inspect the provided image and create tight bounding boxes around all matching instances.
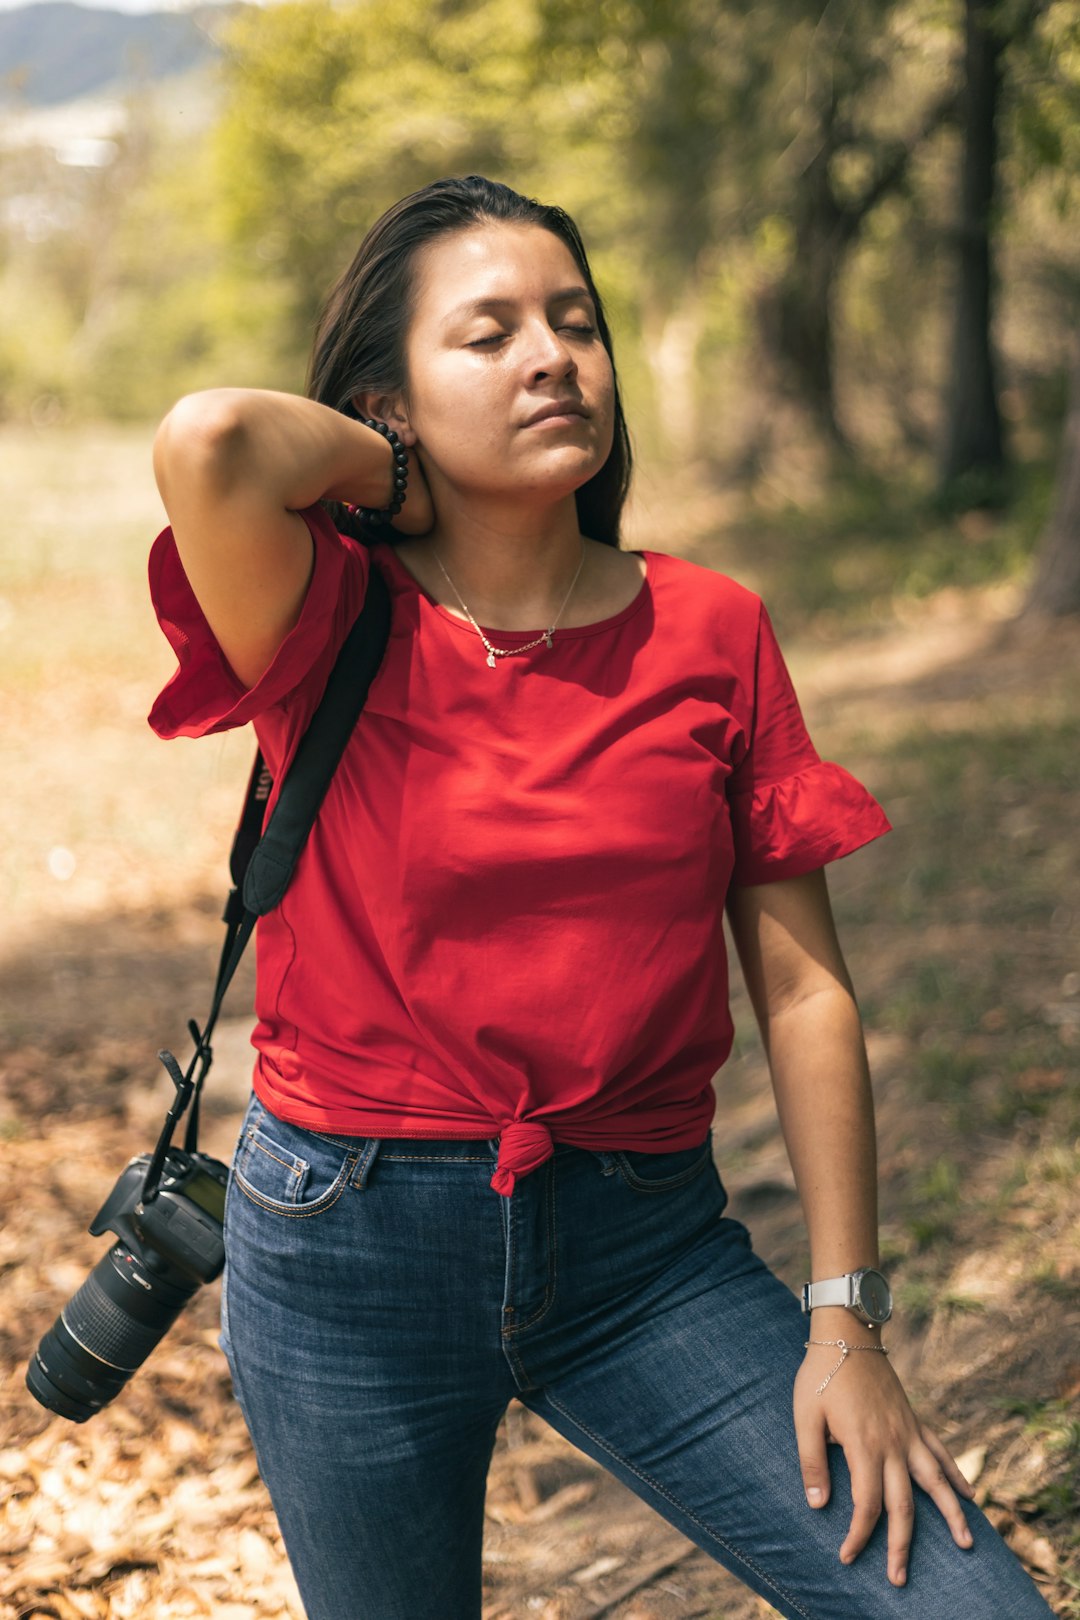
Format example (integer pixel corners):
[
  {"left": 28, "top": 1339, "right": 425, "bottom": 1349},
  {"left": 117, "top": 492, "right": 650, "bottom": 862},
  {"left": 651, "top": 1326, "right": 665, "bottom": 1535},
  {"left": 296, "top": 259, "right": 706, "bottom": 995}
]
[{"left": 839, "top": 82, "right": 964, "bottom": 237}]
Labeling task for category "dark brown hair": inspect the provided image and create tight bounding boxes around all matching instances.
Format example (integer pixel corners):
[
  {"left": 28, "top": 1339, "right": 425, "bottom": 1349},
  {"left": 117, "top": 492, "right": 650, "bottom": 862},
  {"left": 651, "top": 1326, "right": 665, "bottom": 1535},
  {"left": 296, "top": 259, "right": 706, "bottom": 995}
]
[{"left": 306, "top": 175, "right": 632, "bottom": 547}]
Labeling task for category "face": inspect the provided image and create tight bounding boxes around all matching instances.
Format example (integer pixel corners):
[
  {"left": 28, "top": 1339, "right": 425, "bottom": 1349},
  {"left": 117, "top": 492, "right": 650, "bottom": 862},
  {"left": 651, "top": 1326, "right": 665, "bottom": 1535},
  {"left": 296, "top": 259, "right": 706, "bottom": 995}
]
[{"left": 390, "top": 222, "right": 616, "bottom": 509}]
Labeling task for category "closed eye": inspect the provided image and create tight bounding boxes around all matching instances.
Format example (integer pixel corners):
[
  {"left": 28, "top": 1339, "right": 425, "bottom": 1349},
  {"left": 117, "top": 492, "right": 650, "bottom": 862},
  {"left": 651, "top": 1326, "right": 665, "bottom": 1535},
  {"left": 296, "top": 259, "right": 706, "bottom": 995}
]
[{"left": 467, "top": 324, "right": 596, "bottom": 349}]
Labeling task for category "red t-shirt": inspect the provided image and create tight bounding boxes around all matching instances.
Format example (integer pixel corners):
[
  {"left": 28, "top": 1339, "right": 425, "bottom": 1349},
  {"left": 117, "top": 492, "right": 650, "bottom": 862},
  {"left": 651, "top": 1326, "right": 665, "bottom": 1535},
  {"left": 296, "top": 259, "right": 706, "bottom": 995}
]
[{"left": 148, "top": 505, "right": 890, "bottom": 1197}]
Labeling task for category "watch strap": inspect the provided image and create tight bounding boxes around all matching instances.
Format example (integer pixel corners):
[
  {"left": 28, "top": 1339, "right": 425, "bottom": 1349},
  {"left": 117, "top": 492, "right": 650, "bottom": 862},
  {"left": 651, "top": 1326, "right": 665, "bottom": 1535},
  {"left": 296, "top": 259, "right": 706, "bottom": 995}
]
[{"left": 801, "top": 1274, "right": 854, "bottom": 1312}]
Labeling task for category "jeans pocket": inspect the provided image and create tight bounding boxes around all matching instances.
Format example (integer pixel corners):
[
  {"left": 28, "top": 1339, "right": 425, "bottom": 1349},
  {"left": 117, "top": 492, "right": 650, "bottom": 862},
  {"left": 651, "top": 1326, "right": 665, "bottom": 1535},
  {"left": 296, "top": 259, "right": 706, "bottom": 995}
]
[
  {"left": 610, "top": 1130, "right": 715, "bottom": 1193},
  {"left": 233, "top": 1096, "right": 364, "bottom": 1218}
]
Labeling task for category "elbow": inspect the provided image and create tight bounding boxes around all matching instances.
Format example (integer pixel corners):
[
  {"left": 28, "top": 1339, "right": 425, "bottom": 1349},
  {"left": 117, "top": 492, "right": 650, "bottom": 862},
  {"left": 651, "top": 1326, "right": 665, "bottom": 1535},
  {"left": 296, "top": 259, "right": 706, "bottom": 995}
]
[
  {"left": 765, "top": 975, "right": 859, "bottom": 1029},
  {"left": 153, "top": 390, "right": 251, "bottom": 505}
]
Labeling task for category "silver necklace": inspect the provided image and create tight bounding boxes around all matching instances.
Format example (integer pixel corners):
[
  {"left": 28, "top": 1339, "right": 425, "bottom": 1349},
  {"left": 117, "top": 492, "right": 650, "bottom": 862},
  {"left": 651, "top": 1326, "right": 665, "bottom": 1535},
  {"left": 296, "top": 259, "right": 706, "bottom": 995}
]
[{"left": 432, "top": 539, "right": 587, "bottom": 668}]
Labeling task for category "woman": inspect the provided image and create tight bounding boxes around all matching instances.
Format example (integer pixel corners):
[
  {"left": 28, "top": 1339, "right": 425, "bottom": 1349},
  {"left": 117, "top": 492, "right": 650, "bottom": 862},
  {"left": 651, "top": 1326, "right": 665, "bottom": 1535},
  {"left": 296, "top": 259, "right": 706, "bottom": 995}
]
[{"left": 148, "top": 176, "right": 1054, "bottom": 1619}]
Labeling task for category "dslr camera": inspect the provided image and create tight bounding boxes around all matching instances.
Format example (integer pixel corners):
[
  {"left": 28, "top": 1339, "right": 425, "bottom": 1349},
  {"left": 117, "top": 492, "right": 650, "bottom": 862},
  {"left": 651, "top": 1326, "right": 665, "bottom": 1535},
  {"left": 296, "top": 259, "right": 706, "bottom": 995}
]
[{"left": 26, "top": 1051, "right": 229, "bottom": 1424}]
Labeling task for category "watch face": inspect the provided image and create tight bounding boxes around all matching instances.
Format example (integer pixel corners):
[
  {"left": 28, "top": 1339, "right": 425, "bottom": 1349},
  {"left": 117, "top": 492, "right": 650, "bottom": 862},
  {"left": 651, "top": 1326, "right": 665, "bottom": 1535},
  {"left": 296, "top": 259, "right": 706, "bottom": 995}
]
[{"left": 857, "top": 1269, "right": 893, "bottom": 1322}]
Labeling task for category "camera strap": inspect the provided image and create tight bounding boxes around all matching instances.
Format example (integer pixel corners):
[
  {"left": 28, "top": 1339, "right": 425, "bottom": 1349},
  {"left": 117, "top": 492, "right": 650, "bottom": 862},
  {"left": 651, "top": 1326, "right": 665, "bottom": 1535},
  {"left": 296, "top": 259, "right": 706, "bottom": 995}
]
[{"left": 149, "top": 563, "right": 392, "bottom": 1181}]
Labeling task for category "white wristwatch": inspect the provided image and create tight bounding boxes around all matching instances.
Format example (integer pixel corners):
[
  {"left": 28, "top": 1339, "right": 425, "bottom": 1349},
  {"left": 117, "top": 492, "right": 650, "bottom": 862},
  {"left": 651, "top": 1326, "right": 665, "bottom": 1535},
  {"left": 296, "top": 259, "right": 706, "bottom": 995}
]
[{"left": 801, "top": 1267, "right": 893, "bottom": 1327}]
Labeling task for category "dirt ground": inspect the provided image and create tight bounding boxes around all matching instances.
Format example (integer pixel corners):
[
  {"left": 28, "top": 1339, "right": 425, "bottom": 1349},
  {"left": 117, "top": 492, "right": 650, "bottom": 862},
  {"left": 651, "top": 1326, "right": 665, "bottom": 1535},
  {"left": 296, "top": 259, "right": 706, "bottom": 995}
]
[{"left": 0, "top": 426, "right": 1077, "bottom": 1618}]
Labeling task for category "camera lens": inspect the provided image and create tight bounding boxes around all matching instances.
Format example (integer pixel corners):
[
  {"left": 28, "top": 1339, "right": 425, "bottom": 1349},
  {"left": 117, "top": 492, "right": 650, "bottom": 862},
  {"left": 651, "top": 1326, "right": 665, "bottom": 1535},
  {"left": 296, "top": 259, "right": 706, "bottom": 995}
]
[{"left": 26, "top": 1241, "right": 197, "bottom": 1422}]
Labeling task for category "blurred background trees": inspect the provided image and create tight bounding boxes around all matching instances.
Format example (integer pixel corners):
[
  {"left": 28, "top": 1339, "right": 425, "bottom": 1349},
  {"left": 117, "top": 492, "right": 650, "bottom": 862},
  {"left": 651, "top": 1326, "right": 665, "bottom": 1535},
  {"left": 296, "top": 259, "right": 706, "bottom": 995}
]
[{"left": 1, "top": 0, "right": 1078, "bottom": 607}]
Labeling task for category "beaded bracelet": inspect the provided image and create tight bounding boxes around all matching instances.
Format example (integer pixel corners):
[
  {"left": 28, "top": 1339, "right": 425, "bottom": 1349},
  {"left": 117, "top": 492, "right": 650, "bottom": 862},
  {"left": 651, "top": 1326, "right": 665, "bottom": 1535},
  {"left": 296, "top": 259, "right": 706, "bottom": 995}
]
[{"left": 343, "top": 417, "right": 409, "bottom": 527}]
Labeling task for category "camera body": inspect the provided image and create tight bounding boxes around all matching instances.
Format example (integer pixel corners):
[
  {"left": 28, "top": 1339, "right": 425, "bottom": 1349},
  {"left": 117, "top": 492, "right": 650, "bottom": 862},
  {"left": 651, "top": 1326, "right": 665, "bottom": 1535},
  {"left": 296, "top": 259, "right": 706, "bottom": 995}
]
[
  {"left": 26, "top": 1146, "right": 229, "bottom": 1423},
  {"left": 90, "top": 1148, "right": 228, "bottom": 1285}
]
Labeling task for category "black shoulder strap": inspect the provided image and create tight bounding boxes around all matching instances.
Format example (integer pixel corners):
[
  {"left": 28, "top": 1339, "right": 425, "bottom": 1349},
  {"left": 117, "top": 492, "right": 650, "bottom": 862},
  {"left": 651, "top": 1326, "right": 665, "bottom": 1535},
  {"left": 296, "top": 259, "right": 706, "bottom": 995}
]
[
  {"left": 159, "top": 564, "right": 391, "bottom": 1160},
  {"left": 242, "top": 566, "right": 390, "bottom": 915}
]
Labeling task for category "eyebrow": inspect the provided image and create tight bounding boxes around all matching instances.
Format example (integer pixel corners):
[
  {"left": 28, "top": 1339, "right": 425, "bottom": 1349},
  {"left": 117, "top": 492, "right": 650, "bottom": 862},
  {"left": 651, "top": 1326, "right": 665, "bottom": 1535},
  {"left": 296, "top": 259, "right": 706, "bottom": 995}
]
[{"left": 443, "top": 286, "right": 595, "bottom": 326}]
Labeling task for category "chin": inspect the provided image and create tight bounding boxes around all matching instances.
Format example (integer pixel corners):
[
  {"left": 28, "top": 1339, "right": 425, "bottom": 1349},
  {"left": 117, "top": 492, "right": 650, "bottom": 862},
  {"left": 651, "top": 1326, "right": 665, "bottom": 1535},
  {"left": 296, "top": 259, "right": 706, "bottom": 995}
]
[{"left": 522, "top": 444, "right": 608, "bottom": 493}]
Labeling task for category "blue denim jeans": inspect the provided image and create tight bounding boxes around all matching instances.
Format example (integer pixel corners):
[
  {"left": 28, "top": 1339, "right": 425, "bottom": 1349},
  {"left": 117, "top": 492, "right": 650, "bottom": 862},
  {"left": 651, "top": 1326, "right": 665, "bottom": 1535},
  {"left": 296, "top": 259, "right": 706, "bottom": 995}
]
[{"left": 218, "top": 1089, "right": 1054, "bottom": 1620}]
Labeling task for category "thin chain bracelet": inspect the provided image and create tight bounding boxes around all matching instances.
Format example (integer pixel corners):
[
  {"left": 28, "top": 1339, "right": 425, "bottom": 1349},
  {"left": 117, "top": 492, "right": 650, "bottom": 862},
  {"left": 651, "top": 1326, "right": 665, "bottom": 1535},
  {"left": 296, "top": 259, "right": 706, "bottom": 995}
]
[{"left": 804, "top": 1337, "right": 889, "bottom": 1394}]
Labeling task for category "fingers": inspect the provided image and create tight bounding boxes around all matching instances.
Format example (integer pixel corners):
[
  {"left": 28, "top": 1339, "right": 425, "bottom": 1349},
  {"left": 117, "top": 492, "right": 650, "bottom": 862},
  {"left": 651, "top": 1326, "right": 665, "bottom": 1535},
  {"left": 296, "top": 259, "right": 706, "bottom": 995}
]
[
  {"left": 921, "top": 1424, "right": 978, "bottom": 1501},
  {"left": 882, "top": 1456, "right": 915, "bottom": 1586},
  {"left": 839, "top": 1436, "right": 975, "bottom": 1583},
  {"left": 909, "top": 1434, "right": 975, "bottom": 1551},
  {"left": 794, "top": 1369, "right": 977, "bottom": 1583},
  {"left": 839, "top": 1458, "right": 882, "bottom": 1567},
  {"left": 795, "top": 1403, "right": 831, "bottom": 1509}
]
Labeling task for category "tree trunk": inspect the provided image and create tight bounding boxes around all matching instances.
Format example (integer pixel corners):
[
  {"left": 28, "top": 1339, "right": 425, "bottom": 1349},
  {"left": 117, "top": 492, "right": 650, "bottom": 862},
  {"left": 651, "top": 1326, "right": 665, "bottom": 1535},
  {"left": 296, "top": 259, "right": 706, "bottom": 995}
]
[
  {"left": 757, "top": 137, "right": 853, "bottom": 455},
  {"left": 1024, "top": 334, "right": 1080, "bottom": 616},
  {"left": 937, "top": 0, "right": 1007, "bottom": 493},
  {"left": 642, "top": 284, "right": 706, "bottom": 459},
  {"left": 757, "top": 79, "right": 959, "bottom": 462}
]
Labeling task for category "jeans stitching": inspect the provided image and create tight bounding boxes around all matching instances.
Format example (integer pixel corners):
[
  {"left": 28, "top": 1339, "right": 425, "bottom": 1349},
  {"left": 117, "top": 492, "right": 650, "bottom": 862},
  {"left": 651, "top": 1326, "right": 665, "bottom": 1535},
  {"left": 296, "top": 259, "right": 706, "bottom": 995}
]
[
  {"left": 376, "top": 1153, "right": 492, "bottom": 1161},
  {"left": 503, "top": 1165, "right": 518, "bottom": 1340},
  {"left": 235, "top": 1160, "right": 358, "bottom": 1218},
  {"left": 244, "top": 1132, "right": 305, "bottom": 1179},
  {"left": 348, "top": 1141, "right": 382, "bottom": 1189},
  {"left": 539, "top": 1386, "right": 812, "bottom": 1620},
  {"left": 505, "top": 1161, "right": 557, "bottom": 1333},
  {"left": 310, "top": 1130, "right": 375, "bottom": 1150},
  {"left": 612, "top": 1140, "right": 713, "bottom": 1194}
]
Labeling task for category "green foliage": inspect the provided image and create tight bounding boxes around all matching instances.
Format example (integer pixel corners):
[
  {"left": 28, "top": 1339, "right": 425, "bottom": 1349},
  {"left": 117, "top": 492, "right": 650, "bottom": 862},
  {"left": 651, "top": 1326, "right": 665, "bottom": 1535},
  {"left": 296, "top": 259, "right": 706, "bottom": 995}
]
[
  {"left": 0, "top": 0, "right": 1077, "bottom": 547},
  {"left": 212, "top": 0, "right": 571, "bottom": 352},
  {"left": 724, "top": 457, "right": 1056, "bottom": 630}
]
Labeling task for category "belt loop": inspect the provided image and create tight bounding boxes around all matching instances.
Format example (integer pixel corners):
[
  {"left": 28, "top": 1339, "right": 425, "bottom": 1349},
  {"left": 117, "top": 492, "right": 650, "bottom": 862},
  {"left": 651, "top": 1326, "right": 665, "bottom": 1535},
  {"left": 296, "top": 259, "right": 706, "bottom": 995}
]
[
  {"left": 593, "top": 1149, "right": 619, "bottom": 1176},
  {"left": 349, "top": 1139, "right": 383, "bottom": 1189}
]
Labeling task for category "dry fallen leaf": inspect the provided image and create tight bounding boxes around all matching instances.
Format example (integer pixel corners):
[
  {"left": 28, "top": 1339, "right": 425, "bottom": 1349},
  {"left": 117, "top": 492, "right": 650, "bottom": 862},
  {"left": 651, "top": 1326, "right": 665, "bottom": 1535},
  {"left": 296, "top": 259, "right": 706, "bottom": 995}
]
[
  {"left": 572, "top": 1554, "right": 624, "bottom": 1584},
  {"left": 953, "top": 1444, "right": 986, "bottom": 1486},
  {"left": 2, "top": 497, "right": 1079, "bottom": 1620},
  {"left": 526, "top": 1480, "right": 597, "bottom": 1523},
  {"left": 236, "top": 1526, "right": 278, "bottom": 1580},
  {"left": 1003, "top": 1522, "right": 1059, "bottom": 1577}
]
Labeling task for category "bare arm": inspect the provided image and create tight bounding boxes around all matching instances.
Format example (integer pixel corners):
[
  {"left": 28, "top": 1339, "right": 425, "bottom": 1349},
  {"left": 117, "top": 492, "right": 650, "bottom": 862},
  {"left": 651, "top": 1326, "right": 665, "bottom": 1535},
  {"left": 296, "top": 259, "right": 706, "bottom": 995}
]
[
  {"left": 726, "top": 867, "right": 880, "bottom": 1289},
  {"left": 152, "top": 388, "right": 401, "bottom": 688},
  {"left": 726, "top": 869, "right": 974, "bottom": 1588}
]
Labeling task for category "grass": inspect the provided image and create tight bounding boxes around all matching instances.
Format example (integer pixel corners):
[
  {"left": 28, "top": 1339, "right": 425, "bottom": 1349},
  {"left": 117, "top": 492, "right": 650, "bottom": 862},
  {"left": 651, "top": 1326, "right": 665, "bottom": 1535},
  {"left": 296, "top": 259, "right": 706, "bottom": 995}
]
[
  {"left": 850, "top": 701, "right": 1080, "bottom": 1144},
  {"left": 3, "top": 421, "right": 1078, "bottom": 1617},
  {"left": 990, "top": 1396, "right": 1080, "bottom": 1540},
  {"left": 892, "top": 1278, "right": 937, "bottom": 1330},
  {"left": 904, "top": 1154, "right": 962, "bottom": 1251},
  {"left": 1031, "top": 1261, "right": 1078, "bottom": 1303},
  {"left": 722, "top": 455, "right": 1057, "bottom": 632}
]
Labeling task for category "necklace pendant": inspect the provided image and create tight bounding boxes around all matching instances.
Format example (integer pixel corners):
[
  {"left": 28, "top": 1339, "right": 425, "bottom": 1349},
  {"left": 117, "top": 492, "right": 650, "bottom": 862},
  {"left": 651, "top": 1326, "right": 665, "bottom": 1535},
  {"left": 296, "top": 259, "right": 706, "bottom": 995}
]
[
  {"left": 486, "top": 649, "right": 496, "bottom": 668},
  {"left": 544, "top": 631, "right": 553, "bottom": 649}
]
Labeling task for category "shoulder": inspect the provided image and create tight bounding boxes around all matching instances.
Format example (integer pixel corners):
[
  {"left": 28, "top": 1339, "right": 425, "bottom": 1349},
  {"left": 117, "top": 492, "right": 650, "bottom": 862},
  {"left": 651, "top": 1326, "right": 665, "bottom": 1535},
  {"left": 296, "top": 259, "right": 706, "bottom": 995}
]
[
  {"left": 643, "top": 548, "right": 760, "bottom": 604},
  {"left": 642, "top": 548, "right": 765, "bottom": 638}
]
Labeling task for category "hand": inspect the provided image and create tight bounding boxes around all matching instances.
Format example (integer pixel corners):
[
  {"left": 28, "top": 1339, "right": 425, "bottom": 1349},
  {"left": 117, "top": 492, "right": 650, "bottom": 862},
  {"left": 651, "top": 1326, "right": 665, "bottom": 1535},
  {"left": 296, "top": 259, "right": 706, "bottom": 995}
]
[{"left": 794, "top": 1336, "right": 977, "bottom": 1587}]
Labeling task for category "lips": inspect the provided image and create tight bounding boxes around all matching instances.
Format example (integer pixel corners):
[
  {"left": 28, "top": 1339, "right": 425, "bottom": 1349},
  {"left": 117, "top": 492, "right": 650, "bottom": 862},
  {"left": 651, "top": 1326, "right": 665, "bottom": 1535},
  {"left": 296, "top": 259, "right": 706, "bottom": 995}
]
[{"left": 522, "top": 399, "right": 589, "bottom": 426}]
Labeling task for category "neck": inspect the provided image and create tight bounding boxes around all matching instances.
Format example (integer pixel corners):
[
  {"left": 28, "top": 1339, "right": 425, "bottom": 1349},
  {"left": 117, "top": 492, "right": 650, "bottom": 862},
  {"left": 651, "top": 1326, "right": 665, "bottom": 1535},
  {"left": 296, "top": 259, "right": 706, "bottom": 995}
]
[{"left": 424, "top": 492, "right": 586, "bottom": 630}]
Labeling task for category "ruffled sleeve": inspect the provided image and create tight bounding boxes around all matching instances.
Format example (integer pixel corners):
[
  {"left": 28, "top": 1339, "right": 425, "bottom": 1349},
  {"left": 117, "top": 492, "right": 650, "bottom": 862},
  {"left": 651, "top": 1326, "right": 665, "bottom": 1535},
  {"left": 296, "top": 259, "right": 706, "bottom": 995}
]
[
  {"left": 147, "top": 502, "right": 369, "bottom": 740},
  {"left": 727, "top": 602, "right": 891, "bottom": 886}
]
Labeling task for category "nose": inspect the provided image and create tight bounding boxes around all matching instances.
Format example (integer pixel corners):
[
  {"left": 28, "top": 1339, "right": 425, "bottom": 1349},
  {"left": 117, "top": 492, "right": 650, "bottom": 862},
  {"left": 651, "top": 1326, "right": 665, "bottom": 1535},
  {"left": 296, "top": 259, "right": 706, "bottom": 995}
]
[{"left": 525, "top": 320, "right": 578, "bottom": 385}]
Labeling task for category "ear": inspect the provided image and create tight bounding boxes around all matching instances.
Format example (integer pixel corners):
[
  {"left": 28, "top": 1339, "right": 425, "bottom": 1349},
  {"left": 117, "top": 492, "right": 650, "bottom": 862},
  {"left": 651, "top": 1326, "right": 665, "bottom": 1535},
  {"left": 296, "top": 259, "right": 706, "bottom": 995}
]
[{"left": 350, "top": 391, "right": 417, "bottom": 448}]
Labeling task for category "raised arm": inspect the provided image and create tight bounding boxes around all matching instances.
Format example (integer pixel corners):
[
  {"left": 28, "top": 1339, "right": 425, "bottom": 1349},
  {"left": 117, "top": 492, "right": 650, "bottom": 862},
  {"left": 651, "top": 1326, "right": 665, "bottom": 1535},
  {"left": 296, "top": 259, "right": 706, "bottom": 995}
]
[
  {"left": 726, "top": 868, "right": 975, "bottom": 1589},
  {"left": 152, "top": 389, "right": 424, "bottom": 688}
]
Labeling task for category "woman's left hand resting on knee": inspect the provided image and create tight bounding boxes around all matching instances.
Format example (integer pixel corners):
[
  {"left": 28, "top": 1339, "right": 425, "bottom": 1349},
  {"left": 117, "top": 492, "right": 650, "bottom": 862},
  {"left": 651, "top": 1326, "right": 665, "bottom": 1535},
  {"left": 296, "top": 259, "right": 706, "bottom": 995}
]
[{"left": 726, "top": 869, "right": 978, "bottom": 1590}]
